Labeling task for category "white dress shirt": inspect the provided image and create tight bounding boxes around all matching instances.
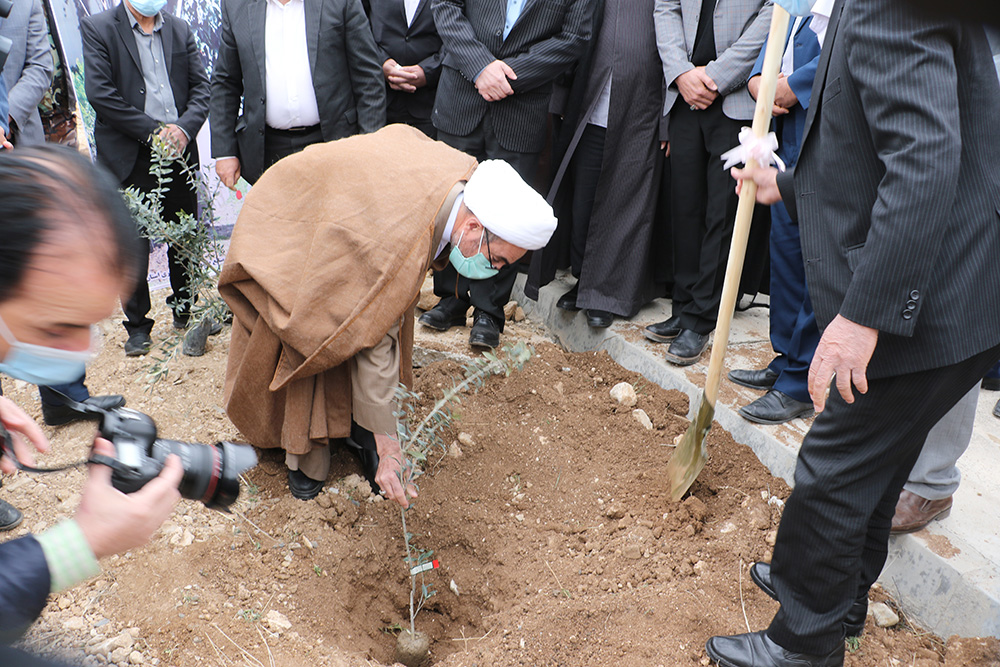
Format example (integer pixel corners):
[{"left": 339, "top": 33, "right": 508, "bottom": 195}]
[
  {"left": 780, "top": 16, "right": 805, "bottom": 76},
  {"left": 265, "top": 0, "right": 322, "bottom": 129},
  {"left": 810, "top": 0, "right": 835, "bottom": 48},
  {"left": 404, "top": 0, "right": 421, "bottom": 27}
]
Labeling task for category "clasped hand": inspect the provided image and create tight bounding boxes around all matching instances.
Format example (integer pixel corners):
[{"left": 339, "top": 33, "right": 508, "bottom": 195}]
[{"left": 476, "top": 60, "right": 517, "bottom": 102}]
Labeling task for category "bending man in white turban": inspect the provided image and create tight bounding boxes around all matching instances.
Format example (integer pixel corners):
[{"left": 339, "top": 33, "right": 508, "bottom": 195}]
[{"left": 220, "top": 124, "right": 556, "bottom": 506}]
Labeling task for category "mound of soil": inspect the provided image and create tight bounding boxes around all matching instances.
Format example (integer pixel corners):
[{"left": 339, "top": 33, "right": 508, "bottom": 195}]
[{"left": 2, "top": 299, "right": 997, "bottom": 667}]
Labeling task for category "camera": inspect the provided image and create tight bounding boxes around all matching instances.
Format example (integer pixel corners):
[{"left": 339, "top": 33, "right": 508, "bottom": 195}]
[
  {"left": 0, "top": 0, "right": 12, "bottom": 71},
  {"left": 96, "top": 406, "right": 257, "bottom": 511}
]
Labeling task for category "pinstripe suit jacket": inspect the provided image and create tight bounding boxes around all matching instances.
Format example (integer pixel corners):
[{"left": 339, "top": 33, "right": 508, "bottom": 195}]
[
  {"left": 431, "top": 0, "right": 593, "bottom": 154},
  {"left": 653, "top": 0, "right": 772, "bottom": 125},
  {"left": 777, "top": 0, "right": 1000, "bottom": 379},
  {"left": 0, "top": 0, "right": 54, "bottom": 145}
]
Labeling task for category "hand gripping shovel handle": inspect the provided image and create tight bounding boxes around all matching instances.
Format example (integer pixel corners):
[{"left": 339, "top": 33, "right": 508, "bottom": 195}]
[{"left": 667, "top": 5, "right": 791, "bottom": 501}]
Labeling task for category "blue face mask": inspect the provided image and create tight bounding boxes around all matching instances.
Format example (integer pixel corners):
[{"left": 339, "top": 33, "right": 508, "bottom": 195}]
[
  {"left": 773, "top": 0, "right": 816, "bottom": 16},
  {"left": 449, "top": 229, "right": 500, "bottom": 280},
  {"left": 0, "top": 313, "right": 92, "bottom": 386},
  {"left": 129, "top": 0, "right": 167, "bottom": 17}
]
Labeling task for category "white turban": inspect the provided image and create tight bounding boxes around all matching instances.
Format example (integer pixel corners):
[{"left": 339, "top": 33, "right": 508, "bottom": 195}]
[{"left": 463, "top": 160, "right": 557, "bottom": 251}]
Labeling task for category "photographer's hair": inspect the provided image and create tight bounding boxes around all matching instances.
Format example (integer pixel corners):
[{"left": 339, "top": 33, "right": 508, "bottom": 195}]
[{"left": 0, "top": 145, "right": 141, "bottom": 302}]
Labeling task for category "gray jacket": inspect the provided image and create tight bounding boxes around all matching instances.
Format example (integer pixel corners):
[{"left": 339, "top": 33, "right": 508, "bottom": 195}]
[
  {"left": 0, "top": 0, "right": 54, "bottom": 146},
  {"left": 653, "top": 0, "right": 771, "bottom": 129}
]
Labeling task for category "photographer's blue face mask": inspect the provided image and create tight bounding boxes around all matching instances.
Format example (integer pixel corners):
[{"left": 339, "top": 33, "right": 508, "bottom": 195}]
[
  {"left": 0, "top": 313, "right": 92, "bottom": 386},
  {"left": 449, "top": 228, "right": 500, "bottom": 280},
  {"left": 774, "top": 0, "right": 816, "bottom": 16},
  {"left": 129, "top": 0, "right": 167, "bottom": 17}
]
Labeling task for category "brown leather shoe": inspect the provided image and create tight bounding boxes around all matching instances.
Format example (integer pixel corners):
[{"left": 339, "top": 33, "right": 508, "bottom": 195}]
[{"left": 891, "top": 490, "right": 952, "bottom": 534}]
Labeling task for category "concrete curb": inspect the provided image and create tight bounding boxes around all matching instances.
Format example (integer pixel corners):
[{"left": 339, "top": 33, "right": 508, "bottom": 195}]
[{"left": 514, "top": 274, "right": 1000, "bottom": 640}]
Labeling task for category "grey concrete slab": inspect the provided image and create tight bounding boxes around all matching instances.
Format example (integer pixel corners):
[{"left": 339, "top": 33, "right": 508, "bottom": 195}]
[{"left": 514, "top": 273, "right": 1000, "bottom": 640}]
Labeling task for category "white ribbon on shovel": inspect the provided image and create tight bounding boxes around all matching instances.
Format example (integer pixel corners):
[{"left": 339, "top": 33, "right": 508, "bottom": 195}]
[{"left": 721, "top": 127, "right": 786, "bottom": 172}]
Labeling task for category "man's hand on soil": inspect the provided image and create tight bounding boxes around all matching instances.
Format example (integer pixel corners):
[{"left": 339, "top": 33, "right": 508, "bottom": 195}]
[{"left": 374, "top": 433, "right": 417, "bottom": 508}]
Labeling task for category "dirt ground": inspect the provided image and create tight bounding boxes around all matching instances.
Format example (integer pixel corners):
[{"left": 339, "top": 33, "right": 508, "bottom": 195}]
[{"left": 2, "top": 289, "right": 998, "bottom": 667}]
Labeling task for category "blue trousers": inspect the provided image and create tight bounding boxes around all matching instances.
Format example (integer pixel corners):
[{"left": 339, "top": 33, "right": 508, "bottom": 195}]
[
  {"left": 38, "top": 374, "right": 89, "bottom": 406},
  {"left": 766, "top": 200, "right": 821, "bottom": 404}
]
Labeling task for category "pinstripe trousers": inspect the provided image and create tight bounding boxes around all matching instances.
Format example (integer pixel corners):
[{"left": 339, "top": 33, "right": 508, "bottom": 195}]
[{"left": 766, "top": 343, "right": 1000, "bottom": 654}]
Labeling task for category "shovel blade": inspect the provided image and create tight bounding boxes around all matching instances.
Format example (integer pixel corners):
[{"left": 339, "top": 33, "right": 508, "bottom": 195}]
[{"left": 666, "top": 396, "right": 715, "bottom": 501}]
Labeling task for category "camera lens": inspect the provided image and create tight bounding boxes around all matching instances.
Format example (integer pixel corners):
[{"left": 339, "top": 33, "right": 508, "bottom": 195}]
[{"left": 152, "top": 439, "right": 258, "bottom": 510}]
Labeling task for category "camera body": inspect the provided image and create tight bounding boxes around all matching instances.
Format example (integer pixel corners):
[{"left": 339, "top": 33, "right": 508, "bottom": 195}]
[{"left": 97, "top": 407, "right": 257, "bottom": 510}]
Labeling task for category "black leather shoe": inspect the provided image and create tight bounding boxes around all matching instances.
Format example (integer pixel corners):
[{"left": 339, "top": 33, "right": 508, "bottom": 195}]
[
  {"left": 586, "top": 309, "right": 614, "bottom": 328},
  {"left": 981, "top": 376, "right": 1000, "bottom": 391},
  {"left": 418, "top": 300, "right": 469, "bottom": 331},
  {"left": 994, "top": 398, "right": 1000, "bottom": 419},
  {"left": 644, "top": 316, "right": 683, "bottom": 343},
  {"left": 345, "top": 434, "right": 382, "bottom": 495},
  {"left": 42, "top": 394, "right": 126, "bottom": 426},
  {"left": 124, "top": 332, "right": 152, "bottom": 357},
  {"left": 0, "top": 500, "right": 23, "bottom": 531},
  {"left": 739, "top": 390, "right": 814, "bottom": 425},
  {"left": 288, "top": 469, "right": 325, "bottom": 500},
  {"left": 469, "top": 311, "right": 501, "bottom": 349},
  {"left": 750, "top": 562, "right": 867, "bottom": 637},
  {"left": 728, "top": 367, "right": 780, "bottom": 390},
  {"left": 556, "top": 285, "right": 581, "bottom": 311},
  {"left": 706, "top": 631, "right": 844, "bottom": 667},
  {"left": 665, "top": 329, "right": 710, "bottom": 366}
]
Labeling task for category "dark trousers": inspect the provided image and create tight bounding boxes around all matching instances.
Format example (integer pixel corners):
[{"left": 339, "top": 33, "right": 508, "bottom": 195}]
[
  {"left": 567, "top": 124, "right": 606, "bottom": 278},
  {"left": 38, "top": 374, "right": 89, "bottom": 407},
  {"left": 387, "top": 107, "right": 436, "bottom": 139},
  {"left": 433, "top": 120, "right": 541, "bottom": 325},
  {"left": 767, "top": 200, "right": 820, "bottom": 404},
  {"left": 767, "top": 343, "right": 1000, "bottom": 654},
  {"left": 122, "top": 145, "right": 198, "bottom": 337},
  {"left": 262, "top": 125, "right": 324, "bottom": 179},
  {"left": 668, "top": 100, "right": 743, "bottom": 335}
]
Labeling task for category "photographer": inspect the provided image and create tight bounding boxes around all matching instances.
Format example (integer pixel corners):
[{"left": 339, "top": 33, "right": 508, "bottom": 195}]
[{"left": 0, "top": 145, "right": 182, "bottom": 645}]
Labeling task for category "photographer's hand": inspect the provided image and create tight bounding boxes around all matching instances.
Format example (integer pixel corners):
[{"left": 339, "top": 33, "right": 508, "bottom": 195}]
[
  {"left": 76, "top": 438, "right": 182, "bottom": 559},
  {"left": 0, "top": 396, "right": 49, "bottom": 474}
]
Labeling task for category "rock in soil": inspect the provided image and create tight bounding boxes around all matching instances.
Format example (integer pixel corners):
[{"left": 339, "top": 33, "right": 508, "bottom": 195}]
[
  {"left": 609, "top": 382, "right": 637, "bottom": 407},
  {"left": 870, "top": 602, "right": 900, "bottom": 628},
  {"left": 394, "top": 629, "right": 430, "bottom": 667}
]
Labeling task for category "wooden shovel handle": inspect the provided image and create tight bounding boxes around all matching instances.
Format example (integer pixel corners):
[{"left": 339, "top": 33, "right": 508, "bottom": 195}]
[{"left": 703, "top": 5, "right": 791, "bottom": 407}]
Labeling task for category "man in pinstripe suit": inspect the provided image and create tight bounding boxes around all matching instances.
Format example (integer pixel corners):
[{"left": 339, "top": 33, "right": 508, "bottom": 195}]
[
  {"left": 715, "top": 0, "right": 1000, "bottom": 664},
  {"left": 420, "top": 0, "right": 592, "bottom": 350}
]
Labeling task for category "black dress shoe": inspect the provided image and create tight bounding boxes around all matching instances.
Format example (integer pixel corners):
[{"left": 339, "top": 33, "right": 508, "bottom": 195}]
[
  {"left": 739, "top": 390, "right": 814, "bottom": 425},
  {"left": 556, "top": 285, "right": 581, "bottom": 311},
  {"left": 665, "top": 329, "right": 710, "bottom": 366},
  {"left": 42, "top": 394, "right": 126, "bottom": 426},
  {"left": 124, "top": 332, "right": 152, "bottom": 357},
  {"left": 288, "top": 469, "right": 325, "bottom": 500},
  {"left": 750, "top": 562, "right": 867, "bottom": 637},
  {"left": 418, "top": 299, "right": 469, "bottom": 331},
  {"left": 586, "top": 309, "right": 614, "bottom": 328},
  {"left": 728, "top": 367, "right": 780, "bottom": 390},
  {"left": 0, "top": 500, "right": 23, "bottom": 531},
  {"left": 706, "top": 631, "right": 844, "bottom": 667},
  {"left": 469, "top": 311, "right": 501, "bottom": 349},
  {"left": 644, "top": 315, "right": 683, "bottom": 343},
  {"left": 994, "top": 398, "right": 1000, "bottom": 419},
  {"left": 981, "top": 376, "right": 1000, "bottom": 391}
]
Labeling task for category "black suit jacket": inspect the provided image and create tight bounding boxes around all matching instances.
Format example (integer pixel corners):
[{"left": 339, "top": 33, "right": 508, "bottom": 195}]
[
  {"left": 777, "top": 0, "right": 1000, "bottom": 378},
  {"left": 431, "top": 0, "right": 593, "bottom": 154},
  {"left": 368, "top": 0, "right": 442, "bottom": 121},
  {"left": 210, "top": 0, "right": 387, "bottom": 184},
  {"left": 80, "top": 3, "right": 210, "bottom": 182}
]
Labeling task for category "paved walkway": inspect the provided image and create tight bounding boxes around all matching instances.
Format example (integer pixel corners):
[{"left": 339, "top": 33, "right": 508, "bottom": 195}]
[{"left": 514, "top": 273, "right": 1000, "bottom": 640}]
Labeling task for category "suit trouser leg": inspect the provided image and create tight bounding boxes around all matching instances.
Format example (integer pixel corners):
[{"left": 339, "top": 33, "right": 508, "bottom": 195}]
[
  {"left": 766, "top": 343, "right": 1000, "bottom": 654},
  {"left": 567, "top": 124, "right": 606, "bottom": 278},
  {"left": 121, "top": 146, "right": 198, "bottom": 336},
  {"left": 38, "top": 374, "right": 90, "bottom": 406},
  {"left": 903, "top": 384, "right": 979, "bottom": 499},
  {"left": 680, "top": 106, "right": 743, "bottom": 335},
  {"left": 667, "top": 104, "right": 709, "bottom": 322},
  {"left": 769, "top": 200, "right": 820, "bottom": 403}
]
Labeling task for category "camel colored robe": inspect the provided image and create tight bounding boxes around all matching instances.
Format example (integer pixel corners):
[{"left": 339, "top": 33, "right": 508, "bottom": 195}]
[{"left": 220, "top": 124, "right": 477, "bottom": 454}]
